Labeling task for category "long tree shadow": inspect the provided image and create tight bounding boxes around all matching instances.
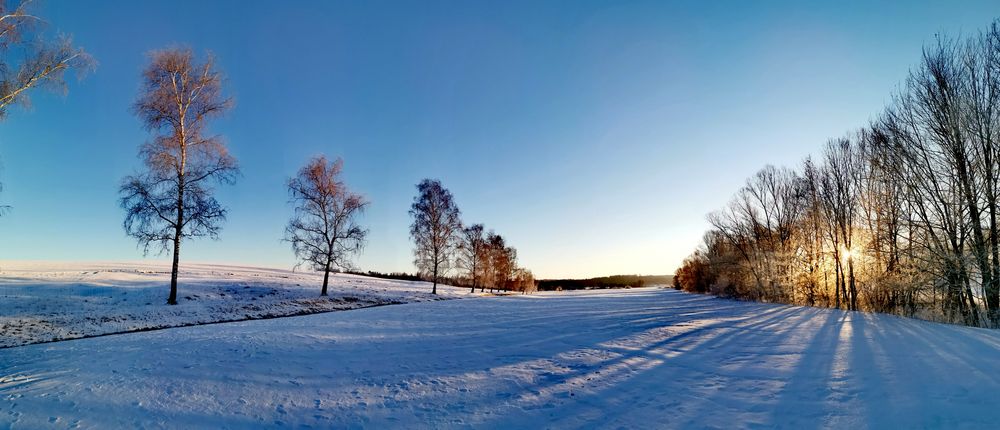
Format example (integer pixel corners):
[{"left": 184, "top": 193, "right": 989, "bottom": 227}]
[
  {"left": 466, "top": 301, "right": 821, "bottom": 428},
  {"left": 643, "top": 305, "right": 835, "bottom": 428}
]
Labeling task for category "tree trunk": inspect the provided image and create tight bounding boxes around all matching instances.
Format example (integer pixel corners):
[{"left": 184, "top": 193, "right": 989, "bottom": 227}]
[
  {"left": 168, "top": 231, "right": 180, "bottom": 305},
  {"left": 962, "top": 268, "right": 980, "bottom": 326},
  {"left": 834, "top": 251, "right": 842, "bottom": 309},
  {"left": 168, "top": 175, "right": 184, "bottom": 306},
  {"left": 432, "top": 262, "right": 438, "bottom": 295},
  {"left": 848, "top": 255, "right": 857, "bottom": 311},
  {"left": 990, "top": 197, "right": 1000, "bottom": 327},
  {"left": 955, "top": 154, "right": 996, "bottom": 324},
  {"left": 169, "top": 107, "right": 187, "bottom": 306},
  {"left": 840, "top": 268, "right": 849, "bottom": 311},
  {"left": 321, "top": 259, "right": 331, "bottom": 296}
]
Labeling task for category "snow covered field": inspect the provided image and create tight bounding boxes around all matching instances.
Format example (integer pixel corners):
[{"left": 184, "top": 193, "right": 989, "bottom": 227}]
[
  {"left": 0, "top": 262, "right": 463, "bottom": 348},
  {"left": 4, "top": 286, "right": 1000, "bottom": 428}
]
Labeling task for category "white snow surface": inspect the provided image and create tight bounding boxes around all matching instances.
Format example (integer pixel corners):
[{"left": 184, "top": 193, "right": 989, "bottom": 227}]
[
  {"left": 0, "top": 261, "right": 463, "bottom": 348},
  {"left": 3, "top": 285, "right": 1000, "bottom": 428}
]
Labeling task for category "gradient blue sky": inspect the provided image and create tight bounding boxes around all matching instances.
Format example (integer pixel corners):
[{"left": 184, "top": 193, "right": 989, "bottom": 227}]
[{"left": 1, "top": 1, "right": 999, "bottom": 278}]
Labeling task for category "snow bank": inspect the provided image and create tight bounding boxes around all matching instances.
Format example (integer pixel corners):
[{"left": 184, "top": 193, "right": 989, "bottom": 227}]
[
  {"left": 0, "top": 261, "right": 464, "bottom": 348},
  {"left": 3, "top": 287, "right": 1000, "bottom": 428}
]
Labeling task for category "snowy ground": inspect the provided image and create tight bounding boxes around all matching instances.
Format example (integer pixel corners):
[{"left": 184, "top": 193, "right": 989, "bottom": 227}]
[
  {"left": 0, "top": 261, "right": 463, "bottom": 348},
  {"left": 3, "top": 287, "right": 1000, "bottom": 428}
]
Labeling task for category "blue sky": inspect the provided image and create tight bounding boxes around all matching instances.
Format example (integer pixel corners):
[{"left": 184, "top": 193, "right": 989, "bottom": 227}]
[{"left": 1, "top": 0, "right": 998, "bottom": 278}]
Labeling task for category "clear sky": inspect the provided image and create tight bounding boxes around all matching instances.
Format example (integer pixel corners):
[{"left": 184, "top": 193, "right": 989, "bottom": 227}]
[{"left": 1, "top": 0, "right": 999, "bottom": 278}]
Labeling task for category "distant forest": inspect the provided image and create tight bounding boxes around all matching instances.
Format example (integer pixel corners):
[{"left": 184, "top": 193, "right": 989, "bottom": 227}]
[{"left": 537, "top": 275, "right": 673, "bottom": 291}]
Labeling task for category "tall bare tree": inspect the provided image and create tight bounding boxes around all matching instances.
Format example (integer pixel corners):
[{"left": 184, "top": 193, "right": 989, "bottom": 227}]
[
  {"left": 119, "top": 48, "right": 238, "bottom": 305},
  {"left": 458, "top": 223, "right": 486, "bottom": 293},
  {"left": 485, "top": 232, "right": 517, "bottom": 292},
  {"left": 819, "top": 137, "right": 861, "bottom": 310},
  {"left": 286, "top": 155, "right": 369, "bottom": 296},
  {"left": 409, "top": 179, "right": 462, "bottom": 294},
  {"left": 963, "top": 23, "right": 1000, "bottom": 324}
]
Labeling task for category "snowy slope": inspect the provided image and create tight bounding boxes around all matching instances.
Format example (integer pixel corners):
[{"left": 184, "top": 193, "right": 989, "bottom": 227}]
[
  {"left": 3, "top": 287, "right": 1000, "bottom": 429},
  {"left": 0, "top": 261, "right": 464, "bottom": 348}
]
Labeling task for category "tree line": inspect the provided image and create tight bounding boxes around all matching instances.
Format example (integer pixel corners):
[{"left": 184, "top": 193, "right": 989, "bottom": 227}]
[
  {"left": 675, "top": 20, "right": 1000, "bottom": 328},
  {"left": 409, "top": 179, "right": 536, "bottom": 295},
  {"left": 0, "top": 1, "right": 534, "bottom": 304},
  {"left": 119, "top": 51, "right": 538, "bottom": 302}
]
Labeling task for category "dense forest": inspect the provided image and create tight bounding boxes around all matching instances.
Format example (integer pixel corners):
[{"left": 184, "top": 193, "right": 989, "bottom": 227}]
[{"left": 675, "top": 21, "right": 1000, "bottom": 328}]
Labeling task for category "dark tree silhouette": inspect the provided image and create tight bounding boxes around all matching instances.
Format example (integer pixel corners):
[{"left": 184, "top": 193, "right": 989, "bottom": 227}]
[
  {"left": 286, "top": 155, "right": 369, "bottom": 296},
  {"left": 409, "top": 179, "right": 461, "bottom": 294},
  {"left": 119, "top": 48, "right": 238, "bottom": 305}
]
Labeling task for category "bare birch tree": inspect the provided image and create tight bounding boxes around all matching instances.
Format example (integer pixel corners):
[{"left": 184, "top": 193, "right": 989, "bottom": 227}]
[
  {"left": 485, "top": 232, "right": 516, "bottom": 292},
  {"left": 458, "top": 223, "right": 487, "bottom": 293},
  {"left": 410, "top": 179, "right": 462, "bottom": 294},
  {"left": 119, "top": 48, "right": 238, "bottom": 305},
  {"left": 286, "top": 155, "right": 369, "bottom": 296}
]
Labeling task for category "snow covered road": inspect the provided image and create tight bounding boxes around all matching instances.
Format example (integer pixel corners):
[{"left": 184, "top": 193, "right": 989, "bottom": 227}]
[{"left": 3, "top": 288, "right": 1000, "bottom": 428}]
